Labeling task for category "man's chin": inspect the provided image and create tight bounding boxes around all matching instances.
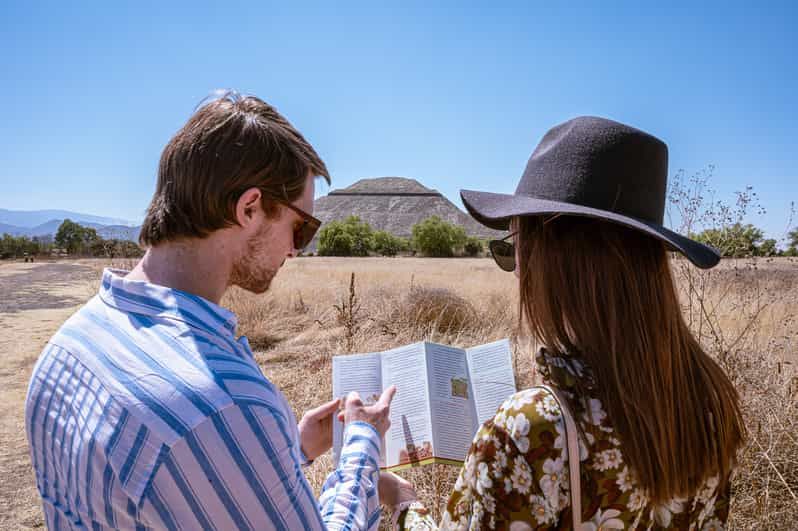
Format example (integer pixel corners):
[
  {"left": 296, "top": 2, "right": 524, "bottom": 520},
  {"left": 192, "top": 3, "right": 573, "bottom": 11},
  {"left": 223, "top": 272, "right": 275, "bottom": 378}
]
[{"left": 236, "top": 279, "right": 272, "bottom": 295}]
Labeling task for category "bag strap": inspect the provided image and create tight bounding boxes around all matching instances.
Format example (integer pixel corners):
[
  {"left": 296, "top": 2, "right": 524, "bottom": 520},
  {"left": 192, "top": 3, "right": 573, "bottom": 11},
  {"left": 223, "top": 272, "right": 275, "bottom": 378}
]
[{"left": 534, "top": 384, "right": 583, "bottom": 530}]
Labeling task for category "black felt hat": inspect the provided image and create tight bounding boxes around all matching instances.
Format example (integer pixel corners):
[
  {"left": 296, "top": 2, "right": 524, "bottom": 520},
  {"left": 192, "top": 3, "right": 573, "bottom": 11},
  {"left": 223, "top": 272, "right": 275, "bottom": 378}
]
[{"left": 460, "top": 116, "right": 720, "bottom": 269}]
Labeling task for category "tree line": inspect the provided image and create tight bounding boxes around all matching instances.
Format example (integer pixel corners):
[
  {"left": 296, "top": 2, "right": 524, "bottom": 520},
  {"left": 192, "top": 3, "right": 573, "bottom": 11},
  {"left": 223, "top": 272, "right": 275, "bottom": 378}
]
[
  {"left": 2, "top": 218, "right": 795, "bottom": 260},
  {"left": 316, "top": 215, "right": 486, "bottom": 257},
  {"left": 0, "top": 219, "right": 144, "bottom": 259}
]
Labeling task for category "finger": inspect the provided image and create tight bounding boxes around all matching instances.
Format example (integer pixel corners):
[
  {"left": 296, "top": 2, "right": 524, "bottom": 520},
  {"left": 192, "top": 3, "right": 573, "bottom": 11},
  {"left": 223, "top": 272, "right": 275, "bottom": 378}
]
[
  {"left": 345, "top": 391, "right": 363, "bottom": 408},
  {"left": 376, "top": 385, "right": 397, "bottom": 407},
  {"left": 308, "top": 398, "right": 341, "bottom": 418}
]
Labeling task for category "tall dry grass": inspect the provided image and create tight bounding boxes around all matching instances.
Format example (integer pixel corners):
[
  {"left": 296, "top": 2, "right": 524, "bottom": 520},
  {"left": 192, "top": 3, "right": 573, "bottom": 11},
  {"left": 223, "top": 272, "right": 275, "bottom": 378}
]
[{"left": 220, "top": 255, "right": 798, "bottom": 529}]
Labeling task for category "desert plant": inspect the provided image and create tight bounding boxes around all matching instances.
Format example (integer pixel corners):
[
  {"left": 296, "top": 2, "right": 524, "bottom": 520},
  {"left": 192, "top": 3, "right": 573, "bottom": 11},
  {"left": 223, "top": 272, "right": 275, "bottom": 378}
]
[
  {"left": 668, "top": 168, "right": 797, "bottom": 528},
  {"left": 318, "top": 216, "right": 374, "bottom": 256},
  {"left": 411, "top": 216, "right": 467, "bottom": 257},
  {"left": 372, "top": 230, "right": 407, "bottom": 257},
  {"left": 463, "top": 236, "right": 483, "bottom": 257}
]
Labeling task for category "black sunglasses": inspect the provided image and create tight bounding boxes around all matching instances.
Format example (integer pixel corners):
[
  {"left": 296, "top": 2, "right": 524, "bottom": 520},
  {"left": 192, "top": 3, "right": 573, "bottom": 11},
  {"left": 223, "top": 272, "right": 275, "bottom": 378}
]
[
  {"left": 489, "top": 232, "right": 517, "bottom": 272},
  {"left": 276, "top": 200, "right": 322, "bottom": 251}
]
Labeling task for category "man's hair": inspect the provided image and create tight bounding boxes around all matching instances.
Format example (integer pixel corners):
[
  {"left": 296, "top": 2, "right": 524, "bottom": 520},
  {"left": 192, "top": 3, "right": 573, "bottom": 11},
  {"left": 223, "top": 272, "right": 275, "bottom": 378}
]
[{"left": 139, "top": 91, "right": 330, "bottom": 247}]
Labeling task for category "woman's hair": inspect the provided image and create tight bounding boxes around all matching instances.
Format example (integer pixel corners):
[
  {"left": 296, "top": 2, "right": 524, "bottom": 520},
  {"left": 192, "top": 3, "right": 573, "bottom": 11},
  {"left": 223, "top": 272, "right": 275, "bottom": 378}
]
[{"left": 516, "top": 215, "right": 745, "bottom": 504}]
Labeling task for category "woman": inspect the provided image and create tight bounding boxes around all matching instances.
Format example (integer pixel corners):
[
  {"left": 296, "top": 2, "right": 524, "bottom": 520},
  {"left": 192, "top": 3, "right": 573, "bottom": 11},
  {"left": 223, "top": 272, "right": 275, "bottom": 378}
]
[{"left": 382, "top": 116, "right": 745, "bottom": 530}]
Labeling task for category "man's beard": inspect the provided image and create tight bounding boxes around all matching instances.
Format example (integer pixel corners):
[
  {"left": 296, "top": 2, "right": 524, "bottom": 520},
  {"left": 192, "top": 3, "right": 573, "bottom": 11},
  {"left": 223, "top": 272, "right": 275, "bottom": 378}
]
[{"left": 229, "top": 224, "right": 279, "bottom": 294}]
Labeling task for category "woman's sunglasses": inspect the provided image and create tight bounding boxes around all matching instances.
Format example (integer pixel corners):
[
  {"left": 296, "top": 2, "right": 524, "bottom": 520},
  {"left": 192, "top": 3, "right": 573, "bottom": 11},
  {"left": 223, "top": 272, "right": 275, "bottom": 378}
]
[
  {"left": 276, "top": 200, "right": 321, "bottom": 251},
  {"left": 488, "top": 232, "right": 517, "bottom": 272}
]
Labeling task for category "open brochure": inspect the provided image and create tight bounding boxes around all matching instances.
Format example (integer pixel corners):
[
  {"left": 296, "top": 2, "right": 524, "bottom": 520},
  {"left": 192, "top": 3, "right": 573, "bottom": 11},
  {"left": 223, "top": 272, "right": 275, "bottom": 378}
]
[{"left": 332, "top": 339, "right": 516, "bottom": 471}]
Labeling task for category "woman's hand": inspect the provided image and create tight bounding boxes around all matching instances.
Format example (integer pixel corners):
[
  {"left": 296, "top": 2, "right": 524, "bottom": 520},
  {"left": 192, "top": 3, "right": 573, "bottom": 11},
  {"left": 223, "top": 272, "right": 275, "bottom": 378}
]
[{"left": 378, "top": 471, "right": 418, "bottom": 509}]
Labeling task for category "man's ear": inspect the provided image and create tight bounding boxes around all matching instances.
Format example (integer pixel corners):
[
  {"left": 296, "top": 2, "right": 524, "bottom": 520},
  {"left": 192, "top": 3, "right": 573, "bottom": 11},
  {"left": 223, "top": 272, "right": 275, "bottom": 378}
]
[{"left": 235, "top": 188, "right": 263, "bottom": 228}]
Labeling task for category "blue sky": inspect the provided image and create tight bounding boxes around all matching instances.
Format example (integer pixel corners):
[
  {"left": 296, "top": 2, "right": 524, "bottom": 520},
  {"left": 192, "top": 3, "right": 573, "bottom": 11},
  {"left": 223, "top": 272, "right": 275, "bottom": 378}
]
[{"left": 1, "top": 1, "right": 795, "bottom": 240}]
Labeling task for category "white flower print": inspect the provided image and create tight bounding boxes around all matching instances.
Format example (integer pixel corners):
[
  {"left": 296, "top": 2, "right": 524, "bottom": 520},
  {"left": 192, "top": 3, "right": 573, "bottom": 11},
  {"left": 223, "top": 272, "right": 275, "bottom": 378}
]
[
  {"left": 529, "top": 494, "right": 555, "bottom": 525},
  {"left": 508, "top": 390, "right": 535, "bottom": 410},
  {"left": 495, "top": 449, "right": 508, "bottom": 469},
  {"left": 462, "top": 454, "right": 476, "bottom": 488},
  {"left": 583, "top": 508, "right": 624, "bottom": 530},
  {"left": 652, "top": 496, "right": 687, "bottom": 528},
  {"left": 697, "top": 495, "right": 718, "bottom": 527},
  {"left": 539, "top": 457, "right": 567, "bottom": 508},
  {"left": 504, "top": 477, "right": 513, "bottom": 493},
  {"left": 697, "top": 475, "right": 720, "bottom": 504},
  {"left": 616, "top": 466, "right": 634, "bottom": 492},
  {"left": 491, "top": 459, "right": 503, "bottom": 478},
  {"left": 627, "top": 488, "right": 648, "bottom": 512},
  {"left": 471, "top": 500, "right": 485, "bottom": 525},
  {"left": 482, "top": 491, "right": 496, "bottom": 514},
  {"left": 477, "top": 461, "right": 493, "bottom": 495},
  {"left": 593, "top": 448, "right": 623, "bottom": 471},
  {"left": 493, "top": 409, "right": 507, "bottom": 429},
  {"left": 510, "top": 455, "right": 533, "bottom": 494},
  {"left": 507, "top": 413, "right": 531, "bottom": 453},
  {"left": 535, "top": 393, "right": 562, "bottom": 422},
  {"left": 582, "top": 398, "right": 607, "bottom": 427},
  {"left": 553, "top": 421, "right": 592, "bottom": 462},
  {"left": 702, "top": 518, "right": 725, "bottom": 531},
  {"left": 505, "top": 413, "right": 515, "bottom": 435}
]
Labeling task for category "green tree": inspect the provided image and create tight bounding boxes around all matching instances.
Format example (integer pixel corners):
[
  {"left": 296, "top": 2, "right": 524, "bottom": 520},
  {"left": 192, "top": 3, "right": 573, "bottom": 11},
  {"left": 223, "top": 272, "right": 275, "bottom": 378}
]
[
  {"left": 317, "top": 216, "right": 374, "bottom": 256},
  {"left": 694, "top": 223, "right": 772, "bottom": 257},
  {"left": 55, "top": 219, "right": 100, "bottom": 255},
  {"left": 372, "top": 230, "right": 408, "bottom": 256},
  {"left": 463, "top": 237, "right": 484, "bottom": 257},
  {"left": 786, "top": 228, "right": 798, "bottom": 256},
  {"left": 411, "top": 216, "right": 467, "bottom": 257}
]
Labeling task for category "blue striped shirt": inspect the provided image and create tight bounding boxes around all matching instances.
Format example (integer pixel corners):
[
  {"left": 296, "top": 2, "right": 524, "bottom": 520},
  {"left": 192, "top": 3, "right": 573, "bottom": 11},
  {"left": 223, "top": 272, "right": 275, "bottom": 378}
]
[{"left": 25, "top": 268, "right": 382, "bottom": 530}]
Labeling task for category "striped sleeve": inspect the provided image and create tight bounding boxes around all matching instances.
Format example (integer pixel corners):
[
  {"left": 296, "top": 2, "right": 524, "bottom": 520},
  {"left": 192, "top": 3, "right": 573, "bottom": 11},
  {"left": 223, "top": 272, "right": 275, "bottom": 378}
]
[
  {"left": 319, "top": 421, "right": 383, "bottom": 530},
  {"left": 138, "top": 404, "right": 382, "bottom": 530}
]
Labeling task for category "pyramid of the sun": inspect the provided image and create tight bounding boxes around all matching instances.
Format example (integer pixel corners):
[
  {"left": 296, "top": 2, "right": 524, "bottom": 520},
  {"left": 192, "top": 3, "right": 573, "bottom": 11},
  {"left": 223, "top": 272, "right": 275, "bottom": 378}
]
[{"left": 309, "top": 177, "right": 502, "bottom": 250}]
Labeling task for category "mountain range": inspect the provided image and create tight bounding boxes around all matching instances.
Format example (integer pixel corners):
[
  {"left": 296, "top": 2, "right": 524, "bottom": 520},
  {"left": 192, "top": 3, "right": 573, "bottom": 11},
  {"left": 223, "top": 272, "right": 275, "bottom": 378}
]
[{"left": 0, "top": 209, "right": 141, "bottom": 241}]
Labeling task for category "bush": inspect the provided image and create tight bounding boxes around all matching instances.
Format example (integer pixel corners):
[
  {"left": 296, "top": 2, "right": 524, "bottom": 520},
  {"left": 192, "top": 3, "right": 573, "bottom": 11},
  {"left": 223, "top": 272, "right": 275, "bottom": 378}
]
[
  {"left": 317, "top": 216, "right": 374, "bottom": 256},
  {"left": 372, "top": 231, "right": 408, "bottom": 256},
  {"left": 693, "top": 222, "right": 777, "bottom": 257},
  {"left": 463, "top": 237, "right": 484, "bottom": 257},
  {"left": 411, "top": 216, "right": 467, "bottom": 257}
]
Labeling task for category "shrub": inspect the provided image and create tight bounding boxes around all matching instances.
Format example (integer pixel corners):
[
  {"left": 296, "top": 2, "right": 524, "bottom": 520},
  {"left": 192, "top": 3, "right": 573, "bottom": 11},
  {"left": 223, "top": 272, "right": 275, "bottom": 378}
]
[
  {"left": 693, "top": 222, "right": 776, "bottom": 257},
  {"left": 372, "top": 231, "right": 407, "bottom": 257},
  {"left": 463, "top": 237, "right": 484, "bottom": 257},
  {"left": 317, "top": 216, "right": 374, "bottom": 256},
  {"left": 411, "top": 216, "right": 467, "bottom": 257}
]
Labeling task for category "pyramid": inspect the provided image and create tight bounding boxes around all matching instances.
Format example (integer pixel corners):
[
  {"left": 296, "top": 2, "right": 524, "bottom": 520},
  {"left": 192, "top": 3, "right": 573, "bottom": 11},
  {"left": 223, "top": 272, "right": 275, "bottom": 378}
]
[{"left": 309, "top": 177, "right": 503, "bottom": 251}]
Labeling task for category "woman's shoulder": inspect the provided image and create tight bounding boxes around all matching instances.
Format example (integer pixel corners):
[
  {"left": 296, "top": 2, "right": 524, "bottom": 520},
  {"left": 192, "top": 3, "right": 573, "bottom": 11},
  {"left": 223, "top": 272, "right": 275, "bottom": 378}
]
[{"left": 482, "top": 386, "right": 571, "bottom": 458}]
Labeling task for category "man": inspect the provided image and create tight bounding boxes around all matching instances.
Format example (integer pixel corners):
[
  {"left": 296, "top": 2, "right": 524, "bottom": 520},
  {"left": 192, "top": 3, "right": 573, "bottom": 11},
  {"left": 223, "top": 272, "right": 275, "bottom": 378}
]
[{"left": 25, "top": 92, "right": 395, "bottom": 530}]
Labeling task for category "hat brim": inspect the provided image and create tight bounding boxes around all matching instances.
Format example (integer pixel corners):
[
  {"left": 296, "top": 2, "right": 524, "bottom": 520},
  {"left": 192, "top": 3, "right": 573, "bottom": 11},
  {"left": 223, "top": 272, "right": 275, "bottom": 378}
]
[{"left": 460, "top": 189, "right": 721, "bottom": 269}]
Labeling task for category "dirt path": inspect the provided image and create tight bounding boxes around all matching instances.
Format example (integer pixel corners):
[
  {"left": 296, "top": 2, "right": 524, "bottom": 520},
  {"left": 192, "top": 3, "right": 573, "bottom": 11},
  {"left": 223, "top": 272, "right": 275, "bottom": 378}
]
[{"left": 0, "top": 261, "right": 98, "bottom": 530}]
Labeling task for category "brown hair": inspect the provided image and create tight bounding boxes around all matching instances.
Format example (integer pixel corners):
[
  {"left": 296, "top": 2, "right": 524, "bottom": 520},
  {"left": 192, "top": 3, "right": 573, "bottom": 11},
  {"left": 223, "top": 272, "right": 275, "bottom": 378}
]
[
  {"left": 139, "top": 91, "right": 330, "bottom": 247},
  {"left": 517, "top": 215, "right": 745, "bottom": 503}
]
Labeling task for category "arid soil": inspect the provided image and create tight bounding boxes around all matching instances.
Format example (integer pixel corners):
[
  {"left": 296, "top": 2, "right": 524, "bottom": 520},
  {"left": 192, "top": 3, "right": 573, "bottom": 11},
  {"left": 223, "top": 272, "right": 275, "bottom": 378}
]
[{"left": 0, "top": 261, "right": 97, "bottom": 530}]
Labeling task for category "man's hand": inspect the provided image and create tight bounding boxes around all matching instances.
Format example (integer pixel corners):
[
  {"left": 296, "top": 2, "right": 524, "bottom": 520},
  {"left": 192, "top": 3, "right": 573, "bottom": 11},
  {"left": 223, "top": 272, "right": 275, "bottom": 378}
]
[
  {"left": 298, "top": 398, "right": 341, "bottom": 461},
  {"left": 337, "top": 385, "right": 397, "bottom": 437}
]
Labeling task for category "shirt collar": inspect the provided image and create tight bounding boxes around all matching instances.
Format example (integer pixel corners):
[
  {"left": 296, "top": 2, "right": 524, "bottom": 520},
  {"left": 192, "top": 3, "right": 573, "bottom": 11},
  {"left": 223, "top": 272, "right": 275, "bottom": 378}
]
[{"left": 98, "top": 268, "right": 238, "bottom": 338}]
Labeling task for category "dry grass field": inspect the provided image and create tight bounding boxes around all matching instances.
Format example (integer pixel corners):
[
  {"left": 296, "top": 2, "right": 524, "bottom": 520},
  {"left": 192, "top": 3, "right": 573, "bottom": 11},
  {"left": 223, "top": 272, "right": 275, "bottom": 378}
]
[{"left": 1, "top": 256, "right": 796, "bottom": 529}]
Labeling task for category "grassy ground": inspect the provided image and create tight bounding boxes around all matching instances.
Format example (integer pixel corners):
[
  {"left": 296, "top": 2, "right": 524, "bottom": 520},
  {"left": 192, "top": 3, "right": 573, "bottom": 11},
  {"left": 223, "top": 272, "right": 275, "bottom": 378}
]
[{"left": 1, "top": 257, "right": 796, "bottom": 529}]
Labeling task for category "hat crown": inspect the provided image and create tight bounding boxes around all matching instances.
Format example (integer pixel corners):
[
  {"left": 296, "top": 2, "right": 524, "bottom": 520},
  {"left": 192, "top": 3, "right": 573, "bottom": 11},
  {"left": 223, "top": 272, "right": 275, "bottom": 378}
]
[{"left": 516, "top": 116, "right": 668, "bottom": 224}]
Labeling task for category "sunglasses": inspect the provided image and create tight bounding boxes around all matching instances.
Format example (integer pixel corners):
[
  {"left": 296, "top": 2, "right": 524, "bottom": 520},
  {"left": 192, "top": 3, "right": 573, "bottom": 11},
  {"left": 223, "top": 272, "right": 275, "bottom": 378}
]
[
  {"left": 275, "top": 200, "right": 322, "bottom": 251},
  {"left": 489, "top": 232, "right": 517, "bottom": 272}
]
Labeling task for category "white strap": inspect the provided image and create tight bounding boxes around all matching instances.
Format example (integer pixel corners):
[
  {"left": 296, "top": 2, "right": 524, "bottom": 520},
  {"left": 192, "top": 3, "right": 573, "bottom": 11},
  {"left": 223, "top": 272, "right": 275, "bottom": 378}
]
[{"left": 535, "top": 385, "right": 584, "bottom": 530}]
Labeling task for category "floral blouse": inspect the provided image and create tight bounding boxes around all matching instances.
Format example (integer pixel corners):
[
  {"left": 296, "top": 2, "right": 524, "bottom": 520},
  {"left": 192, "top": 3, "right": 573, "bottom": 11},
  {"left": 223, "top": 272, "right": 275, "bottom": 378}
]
[{"left": 399, "top": 349, "right": 731, "bottom": 530}]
